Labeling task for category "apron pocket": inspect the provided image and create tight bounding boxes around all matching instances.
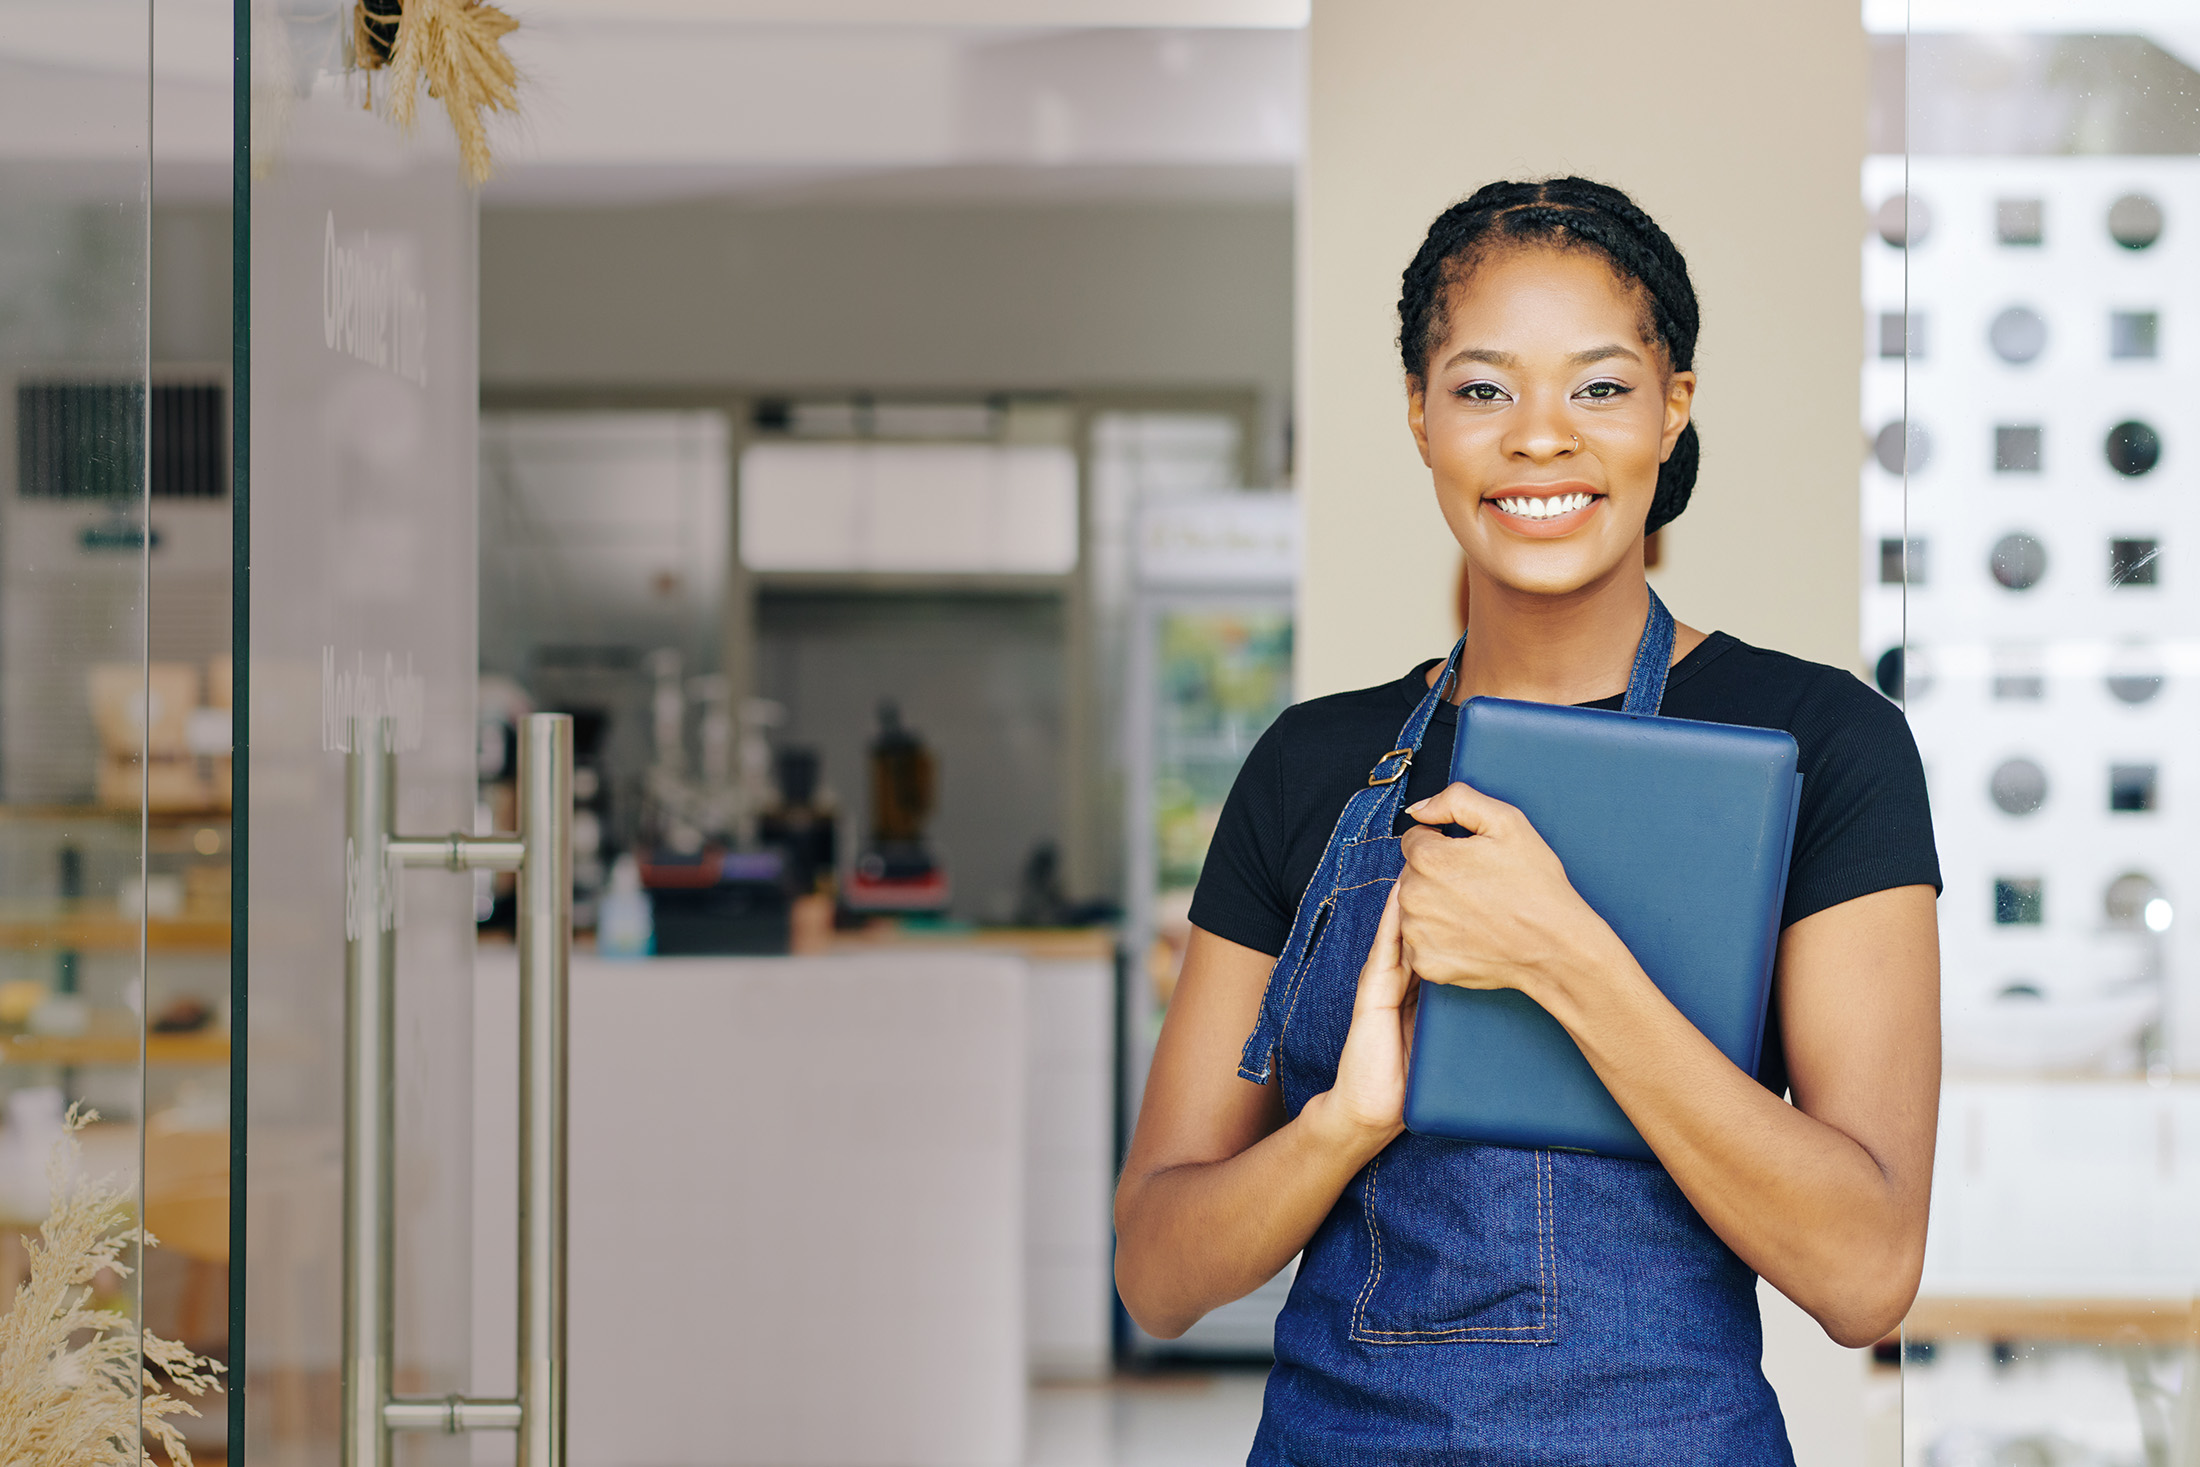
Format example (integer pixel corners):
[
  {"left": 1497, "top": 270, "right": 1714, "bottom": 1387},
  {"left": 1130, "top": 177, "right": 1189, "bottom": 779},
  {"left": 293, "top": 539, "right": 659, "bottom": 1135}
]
[{"left": 1348, "top": 1138, "right": 1557, "bottom": 1346}]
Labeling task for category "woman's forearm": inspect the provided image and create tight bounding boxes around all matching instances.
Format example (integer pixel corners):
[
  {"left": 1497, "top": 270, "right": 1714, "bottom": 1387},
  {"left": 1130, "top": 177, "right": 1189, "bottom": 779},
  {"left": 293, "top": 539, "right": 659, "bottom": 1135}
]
[
  {"left": 1532, "top": 931, "right": 1924, "bottom": 1345},
  {"left": 1115, "top": 1093, "right": 1388, "bottom": 1339}
]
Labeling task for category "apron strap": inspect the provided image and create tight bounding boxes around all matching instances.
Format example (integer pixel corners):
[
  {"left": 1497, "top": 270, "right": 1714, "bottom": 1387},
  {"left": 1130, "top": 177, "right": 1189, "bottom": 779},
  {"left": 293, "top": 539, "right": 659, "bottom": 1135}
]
[
  {"left": 1623, "top": 588, "right": 1677, "bottom": 716},
  {"left": 1360, "top": 586, "right": 1675, "bottom": 797}
]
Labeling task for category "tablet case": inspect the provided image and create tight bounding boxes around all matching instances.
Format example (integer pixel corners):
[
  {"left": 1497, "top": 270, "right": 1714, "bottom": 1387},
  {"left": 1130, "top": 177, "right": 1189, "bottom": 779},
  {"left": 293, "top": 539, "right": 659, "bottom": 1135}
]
[{"left": 1402, "top": 697, "right": 1802, "bottom": 1162}]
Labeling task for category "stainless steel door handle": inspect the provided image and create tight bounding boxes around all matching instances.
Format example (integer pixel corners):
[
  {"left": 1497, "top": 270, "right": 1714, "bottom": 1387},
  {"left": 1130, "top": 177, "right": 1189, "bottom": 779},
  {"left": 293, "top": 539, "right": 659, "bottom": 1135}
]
[{"left": 342, "top": 712, "right": 571, "bottom": 1467}]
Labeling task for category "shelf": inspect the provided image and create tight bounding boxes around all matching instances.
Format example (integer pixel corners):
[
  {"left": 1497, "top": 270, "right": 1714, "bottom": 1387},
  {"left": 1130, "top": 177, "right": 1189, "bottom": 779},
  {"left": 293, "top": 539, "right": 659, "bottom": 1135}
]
[
  {"left": 0, "top": 804, "right": 230, "bottom": 829},
  {"left": 1907, "top": 1296, "right": 2200, "bottom": 1346},
  {"left": 0, "top": 915, "right": 230, "bottom": 953},
  {"left": 2, "top": 1032, "right": 229, "bottom": 1068}
]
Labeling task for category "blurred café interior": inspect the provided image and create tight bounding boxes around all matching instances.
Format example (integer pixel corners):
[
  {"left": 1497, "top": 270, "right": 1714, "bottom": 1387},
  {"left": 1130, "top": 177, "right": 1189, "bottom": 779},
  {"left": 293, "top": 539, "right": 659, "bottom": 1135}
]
[{"left": 3, "top": 1, "right": 2200, "bottom": 1464}]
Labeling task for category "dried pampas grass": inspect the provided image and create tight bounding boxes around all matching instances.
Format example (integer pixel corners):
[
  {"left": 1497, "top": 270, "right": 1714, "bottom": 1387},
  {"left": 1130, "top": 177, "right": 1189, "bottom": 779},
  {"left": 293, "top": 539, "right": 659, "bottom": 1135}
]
[
  {"left": 0, "top": 1107, "right": 224, "bottom": 1467},
  {"left": 355, "top": 0, "right": 521, "bottom": 185}
]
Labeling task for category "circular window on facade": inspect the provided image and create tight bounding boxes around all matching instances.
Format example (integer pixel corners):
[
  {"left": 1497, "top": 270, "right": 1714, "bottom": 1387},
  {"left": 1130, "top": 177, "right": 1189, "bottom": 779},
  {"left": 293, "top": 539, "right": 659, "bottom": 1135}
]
[
  {"left": 1874, "top": 193, "right": 1931, "bottom": 248},
  {"left": 2105, "top": 420, "right": 2161, "bottom": 477},
  {"left": 1873, "top": 420, "right": 1931, "bottom": 476},
  {"left": 1990, "top": 533, "right": 2048, "bottom": 590},
  {"left": 1989, "top": 306, "right": 2048, "bottom": 364},
  {"left": 2104, "top": 871, "right": 2168, "bottom": 930},
  {"left": 2108, "top": 193, "right": 2164, "bottom": 250},
  {"left": 2105, "top": 642, "right": 2164, "bottom": 704},
  {"left": 1988, "top": 757, "right": 2048, "bottom": 816},
  {"left": 1874, "top": 645, "right": 1930, "bottom": 701}
]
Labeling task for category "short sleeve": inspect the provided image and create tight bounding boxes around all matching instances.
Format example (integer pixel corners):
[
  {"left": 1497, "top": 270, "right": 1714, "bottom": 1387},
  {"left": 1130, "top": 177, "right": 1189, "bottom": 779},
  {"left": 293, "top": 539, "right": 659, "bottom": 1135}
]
[
  {"left": 1780, "top": 674, "right": 1942, "bottom": 927},
  {"left": 1187, "top": 713, "right": 1296, "bottom": 957}
]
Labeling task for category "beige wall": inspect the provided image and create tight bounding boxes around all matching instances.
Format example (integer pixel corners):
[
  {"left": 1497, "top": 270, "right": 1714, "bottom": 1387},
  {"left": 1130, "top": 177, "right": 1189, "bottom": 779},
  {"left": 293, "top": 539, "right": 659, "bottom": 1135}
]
[{"left": 1299, "top": 0, "right": 1867, "bottom": 697}]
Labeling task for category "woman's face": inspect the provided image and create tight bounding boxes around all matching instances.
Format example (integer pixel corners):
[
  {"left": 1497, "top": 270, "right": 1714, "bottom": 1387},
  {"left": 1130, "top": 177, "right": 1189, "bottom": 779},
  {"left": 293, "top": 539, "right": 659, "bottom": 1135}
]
[{"left": 1408, "top": 245, "right": 1695, "bottom": 600}]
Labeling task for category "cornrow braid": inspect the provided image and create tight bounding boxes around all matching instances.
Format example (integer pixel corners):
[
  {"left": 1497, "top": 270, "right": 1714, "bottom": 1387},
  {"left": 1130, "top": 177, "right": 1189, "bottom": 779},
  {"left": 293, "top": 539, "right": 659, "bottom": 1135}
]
[{"left": 1399, "top": 178, "right": 1701, "bottom": 534}]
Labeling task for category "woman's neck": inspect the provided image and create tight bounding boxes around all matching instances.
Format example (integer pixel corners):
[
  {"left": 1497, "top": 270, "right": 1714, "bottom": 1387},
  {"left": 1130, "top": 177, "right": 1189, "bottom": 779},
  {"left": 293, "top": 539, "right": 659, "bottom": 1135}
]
[{"left": 1443, "top": 566, "right": 1679, "bottom": 707}]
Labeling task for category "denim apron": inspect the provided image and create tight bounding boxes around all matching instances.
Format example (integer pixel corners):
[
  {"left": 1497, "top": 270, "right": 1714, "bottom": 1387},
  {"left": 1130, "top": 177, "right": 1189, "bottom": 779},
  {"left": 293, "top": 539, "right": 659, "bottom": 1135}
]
[{"left": 1237, "top": 591, "right": 1794, "bottom": 1465}]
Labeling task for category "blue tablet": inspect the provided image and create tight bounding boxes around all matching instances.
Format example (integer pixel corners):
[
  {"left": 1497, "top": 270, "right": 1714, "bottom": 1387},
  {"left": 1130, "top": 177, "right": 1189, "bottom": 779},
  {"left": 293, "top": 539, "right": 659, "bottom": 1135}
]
[{"left": 1402, "top": 696, "right": 1802, "bottom": 1162}]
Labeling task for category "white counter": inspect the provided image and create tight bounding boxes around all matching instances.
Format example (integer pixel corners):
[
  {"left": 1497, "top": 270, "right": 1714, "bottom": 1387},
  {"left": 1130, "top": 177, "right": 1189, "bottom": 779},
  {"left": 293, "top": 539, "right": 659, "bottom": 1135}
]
[{"left": 472, "top": 944, "right": 1114, "bottom": 1467}]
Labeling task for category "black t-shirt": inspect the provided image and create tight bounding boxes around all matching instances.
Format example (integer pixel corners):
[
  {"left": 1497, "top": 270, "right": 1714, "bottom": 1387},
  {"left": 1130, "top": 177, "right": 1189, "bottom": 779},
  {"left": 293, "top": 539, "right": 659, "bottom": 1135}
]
[{"left": 1189, "top": 633, "right": 1941, "bottom": 1092}]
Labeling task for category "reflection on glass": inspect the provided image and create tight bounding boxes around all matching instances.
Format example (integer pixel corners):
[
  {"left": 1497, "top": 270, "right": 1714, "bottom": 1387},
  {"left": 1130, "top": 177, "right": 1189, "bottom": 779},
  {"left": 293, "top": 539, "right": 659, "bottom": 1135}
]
[
  {"left": 1875, "top": 191, "right": 1931, "bottom": 247},
  {"left": 2104, "top": 419, "right": 2161, "bottom": 477},
  {"left": 2108, "top": 538, "right": 2160, "bottom": 589},
  {"left": 2107, "top": 192, "right": 2164, "bottom": 249},
  {"left": 1989, "top": 304, "right": 2050, "bottom": 364},
  {"left": 1990, "top": 532, "right": 2049, "bottom": 590},
  {"left": 1996, "top": 197, "right": 2046, "bottom": 246},
  {"left": 1883, "top": 14, "right": 2200, "bottom": 1459},
  {"left": 245, "top": 4, "right": 480, "bottom": 1457},
  {"left": 2108, "top": 311, "right": 2158, "bottom": 360},
  {"left": 1995, "top": 425, "right": 2043, "bottom": 473},
  {"left": 1876, "top": 419, "right": 1931, "bottom": 475},
  {"left": 1989, "top": 758, "right": 2049, "bottom": 817},
  {"left": 0, "top": 0, "right": 165, "bottom": 1445},
  {"left": 2104, "top": 644, "right": 2165, "bottom": 705}
]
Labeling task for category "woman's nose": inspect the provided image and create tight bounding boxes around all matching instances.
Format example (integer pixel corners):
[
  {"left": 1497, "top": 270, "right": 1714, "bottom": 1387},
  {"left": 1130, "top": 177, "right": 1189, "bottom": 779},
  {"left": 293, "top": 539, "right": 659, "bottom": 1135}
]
[{"left": 1508, "top": 410, "right": 1578, "bottom": 461}]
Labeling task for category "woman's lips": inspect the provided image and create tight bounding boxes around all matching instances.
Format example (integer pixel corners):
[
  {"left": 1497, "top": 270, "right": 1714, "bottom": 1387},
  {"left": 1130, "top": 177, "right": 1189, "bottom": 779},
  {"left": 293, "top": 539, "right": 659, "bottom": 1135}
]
[{"left": 1482, "top": 489, "right": 1604, "bottom": 538}]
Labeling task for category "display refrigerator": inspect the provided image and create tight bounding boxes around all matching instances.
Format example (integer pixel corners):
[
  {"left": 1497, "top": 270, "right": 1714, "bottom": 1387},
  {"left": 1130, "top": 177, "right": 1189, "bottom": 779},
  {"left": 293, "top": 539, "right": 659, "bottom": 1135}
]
[{"left": 1121, "top": 491, "right": 1297, "bottom": 1358}]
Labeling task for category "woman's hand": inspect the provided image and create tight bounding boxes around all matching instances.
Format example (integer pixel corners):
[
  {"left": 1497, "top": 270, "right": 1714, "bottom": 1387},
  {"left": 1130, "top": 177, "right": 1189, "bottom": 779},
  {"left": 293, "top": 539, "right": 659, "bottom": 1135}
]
[
  {"left": 1395, "top": 781, "right": 1619, "bottom": 1005},
  {"left": 1316, "top": 883, "right": 1419, "bottom": 1143}
]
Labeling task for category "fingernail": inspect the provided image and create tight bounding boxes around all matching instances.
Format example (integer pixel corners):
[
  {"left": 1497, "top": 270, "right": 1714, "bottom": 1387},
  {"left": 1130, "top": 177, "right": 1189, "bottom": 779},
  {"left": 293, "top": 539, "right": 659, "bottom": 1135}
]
[{"left": 1406, "top": 798, "right": 1428, "bottom": 813}]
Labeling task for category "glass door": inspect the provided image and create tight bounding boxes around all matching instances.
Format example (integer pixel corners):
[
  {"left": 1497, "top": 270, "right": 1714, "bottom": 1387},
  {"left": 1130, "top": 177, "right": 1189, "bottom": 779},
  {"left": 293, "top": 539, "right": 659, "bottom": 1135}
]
[
  {"left": 1885, "top": 11, "right": 2200, "bottom": 1462},
  {"left": 0, "top": 0, "right": 161, "bottom": 1450},
  {"left": 240, "top": 6, "right": 505, "bottom": 1463}
]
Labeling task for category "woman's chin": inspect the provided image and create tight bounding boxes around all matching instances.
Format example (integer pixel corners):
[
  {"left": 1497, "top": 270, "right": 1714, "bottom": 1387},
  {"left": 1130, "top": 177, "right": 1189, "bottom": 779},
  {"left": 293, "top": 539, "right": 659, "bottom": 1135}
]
[{"left": 1470, "top": 544, "right": 1638, "bottom": 601}]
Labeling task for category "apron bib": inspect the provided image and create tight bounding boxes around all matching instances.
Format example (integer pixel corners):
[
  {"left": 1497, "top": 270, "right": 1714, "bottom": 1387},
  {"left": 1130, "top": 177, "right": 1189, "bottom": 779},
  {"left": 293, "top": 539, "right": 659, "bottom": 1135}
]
[{"left": 1237, "top": 592, "right": 1795, "bottom": 1465}]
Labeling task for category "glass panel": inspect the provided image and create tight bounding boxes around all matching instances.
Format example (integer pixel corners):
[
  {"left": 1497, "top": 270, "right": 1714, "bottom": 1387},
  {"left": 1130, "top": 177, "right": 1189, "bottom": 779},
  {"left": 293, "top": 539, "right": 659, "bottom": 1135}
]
[
  {"left": 1104, "top": 408, "right": 1297, "bottom": 1357},
  {"left": 1887, "top": 15, "right": 2200, "bottom": 1462},
  {"left": 243, "top": 5, "right": 479, "bottom": 1460},
  {"left": 0, "top": 0, "right": 159, "bottom": 1449}
]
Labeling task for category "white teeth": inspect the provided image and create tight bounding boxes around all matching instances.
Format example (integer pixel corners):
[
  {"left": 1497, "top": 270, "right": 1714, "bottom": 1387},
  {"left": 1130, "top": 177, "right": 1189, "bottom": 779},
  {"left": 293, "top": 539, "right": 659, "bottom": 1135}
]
[{"left": 1493, "top": 492, "right": 1593, "bottom": 520}]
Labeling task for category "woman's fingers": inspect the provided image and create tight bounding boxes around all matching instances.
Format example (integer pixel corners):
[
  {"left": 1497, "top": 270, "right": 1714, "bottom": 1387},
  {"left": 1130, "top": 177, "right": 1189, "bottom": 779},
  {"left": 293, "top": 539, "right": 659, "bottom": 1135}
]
[
  {"left": 1356, "top": 883, "right": 1410, "bottom": 1010},
  {"left": 1404, "top": 780, "right": 1518, "bottom": 835}
]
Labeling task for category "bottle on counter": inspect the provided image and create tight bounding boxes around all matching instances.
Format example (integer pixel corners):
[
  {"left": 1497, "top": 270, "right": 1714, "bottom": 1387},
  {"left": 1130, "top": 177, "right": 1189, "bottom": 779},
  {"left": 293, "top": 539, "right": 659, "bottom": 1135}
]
[{"left": 596, "top": 852, "right": 654, "bottom": 958}]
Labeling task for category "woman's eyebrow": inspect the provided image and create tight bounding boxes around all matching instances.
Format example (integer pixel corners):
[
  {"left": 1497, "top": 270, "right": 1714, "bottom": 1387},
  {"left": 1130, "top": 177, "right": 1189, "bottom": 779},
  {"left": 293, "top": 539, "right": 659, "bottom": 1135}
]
[
  {"left": 1440, "top": 343, "right": 1643, "bottom": 371},
  {"left": 1442, "top": 347, "right": 1518, "bottom": 370}
]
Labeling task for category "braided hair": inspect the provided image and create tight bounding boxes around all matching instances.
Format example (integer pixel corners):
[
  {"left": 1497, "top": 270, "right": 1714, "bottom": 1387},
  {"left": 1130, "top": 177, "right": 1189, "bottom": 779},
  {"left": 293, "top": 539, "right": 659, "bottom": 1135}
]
[{"left": 1399, "top": 178, "right": 1701, "bottom": 534}]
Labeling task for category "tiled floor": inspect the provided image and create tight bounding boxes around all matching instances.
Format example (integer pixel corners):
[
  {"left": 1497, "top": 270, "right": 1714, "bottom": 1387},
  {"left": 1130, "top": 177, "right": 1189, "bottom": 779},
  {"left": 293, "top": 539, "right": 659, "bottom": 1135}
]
[{"left": 1029, "top": 1371, "right": 1268, "bottom": 1466}]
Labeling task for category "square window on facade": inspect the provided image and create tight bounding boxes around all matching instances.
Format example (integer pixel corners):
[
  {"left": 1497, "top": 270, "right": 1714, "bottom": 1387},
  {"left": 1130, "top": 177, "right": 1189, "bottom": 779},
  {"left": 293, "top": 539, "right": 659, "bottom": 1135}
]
[
  {"left": 1995, "top": 425, "right": 2042, "bottom": 473},
  {"left": 2110, "top": 763, "right": 2159, "bottom": 812},
  {"left": 1878, "top": 312, "right": 1924, "bottom": 360},
  {"left": 2111, "top": 538, "right": 2160, "bottom": 587},
  {"left": 1879, "top": 537, "right": 1926, "bottom": 585},
  {"left": 2111, "top": 311, "right": 2160, "bottom": 359},
  {"left": 1997, "top": 198, "right": 2045, "bottom": 245},
  {"left": 1994, "top": 877, "right": 2044, "bottom": 925}
]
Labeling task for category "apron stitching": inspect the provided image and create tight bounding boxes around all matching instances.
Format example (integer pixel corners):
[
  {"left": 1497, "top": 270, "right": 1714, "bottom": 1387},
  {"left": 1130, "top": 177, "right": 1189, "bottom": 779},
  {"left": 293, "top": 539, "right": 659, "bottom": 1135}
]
[
  {"left": 1270, "top": 898, "right": 1336, "bottom": 1063},
  {"left": 1352, "top": 1156, "right": 1379, "bottom": 1336},
  {"left": 1350, "top": 1152, "right": 1557, "bottom": 1343},
  {"left": 1547, "top": 1149, "right": 1560, "bottom": 1336}
]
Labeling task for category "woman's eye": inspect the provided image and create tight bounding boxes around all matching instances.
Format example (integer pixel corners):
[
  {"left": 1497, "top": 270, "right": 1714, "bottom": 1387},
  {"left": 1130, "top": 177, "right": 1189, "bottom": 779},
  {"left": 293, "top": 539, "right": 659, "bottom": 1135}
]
[
  {"left": 1453, "top": 381, "right": 1509, "bottom": 402},
  {"left": 1576, "top": 380, "right": 1632, "bottom": 400}
]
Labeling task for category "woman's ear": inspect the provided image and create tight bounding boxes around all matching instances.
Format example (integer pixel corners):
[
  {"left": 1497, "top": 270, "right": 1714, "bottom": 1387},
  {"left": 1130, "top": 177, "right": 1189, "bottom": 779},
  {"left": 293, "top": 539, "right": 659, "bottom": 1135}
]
[
  {"left": 1407, "top": 380, "right": 1434, "bottom": 468},
  {"left": 1660, "top": 370, "right": 1697, "bottom": 462}
]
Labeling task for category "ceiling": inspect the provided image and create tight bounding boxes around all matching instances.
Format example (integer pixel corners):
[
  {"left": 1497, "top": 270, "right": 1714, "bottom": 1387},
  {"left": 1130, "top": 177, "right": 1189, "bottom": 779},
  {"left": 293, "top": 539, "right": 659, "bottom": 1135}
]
[{"left": 0, "top": 0, "right": 1304, "bottom": 208}]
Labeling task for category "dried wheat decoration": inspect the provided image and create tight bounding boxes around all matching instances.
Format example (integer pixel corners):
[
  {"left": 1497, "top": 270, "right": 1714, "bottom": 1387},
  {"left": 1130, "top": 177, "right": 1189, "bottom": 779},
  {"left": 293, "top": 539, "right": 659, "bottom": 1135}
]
[
  {"left": 0, "top": 1108, "right": 223, "bottom": 1467},
  {"left": 354, "top": 0, "right": 521, "bottom": 185}
]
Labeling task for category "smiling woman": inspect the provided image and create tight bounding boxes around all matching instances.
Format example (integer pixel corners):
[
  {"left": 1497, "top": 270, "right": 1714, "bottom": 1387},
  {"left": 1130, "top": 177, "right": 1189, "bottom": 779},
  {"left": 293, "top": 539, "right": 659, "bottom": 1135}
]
[{"left": 1113, "top": 178, "right": 1944, "bottom": 1464}]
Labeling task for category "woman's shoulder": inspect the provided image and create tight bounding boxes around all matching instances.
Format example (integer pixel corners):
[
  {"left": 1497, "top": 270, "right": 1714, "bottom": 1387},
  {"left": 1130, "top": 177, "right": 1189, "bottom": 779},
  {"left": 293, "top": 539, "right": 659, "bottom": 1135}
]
[
  {"left": 1262, "top": 664, "right": 1435, "bottom": 749},
  {"left": 1672, "top": 633, "right": 1917, "bottom": 764}
]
